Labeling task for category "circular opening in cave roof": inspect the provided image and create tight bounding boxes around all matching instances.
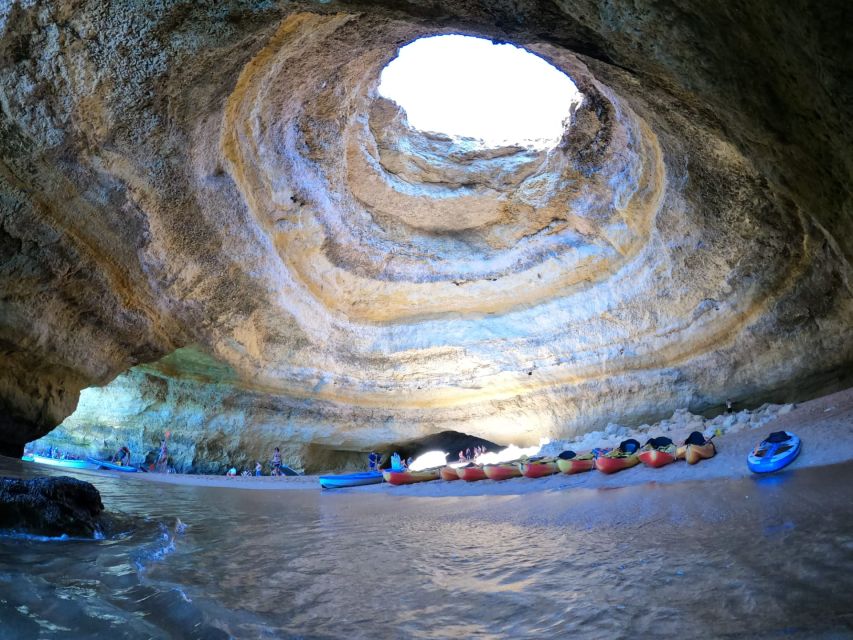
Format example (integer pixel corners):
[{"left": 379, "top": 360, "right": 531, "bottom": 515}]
[{"left": 378, "top": 35, "right": 582, "bottom": 150}]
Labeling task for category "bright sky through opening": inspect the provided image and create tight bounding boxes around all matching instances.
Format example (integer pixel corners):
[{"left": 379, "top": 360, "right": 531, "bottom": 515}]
[{"left": 378, "top": 35, "right": 582, "bottom": 149}]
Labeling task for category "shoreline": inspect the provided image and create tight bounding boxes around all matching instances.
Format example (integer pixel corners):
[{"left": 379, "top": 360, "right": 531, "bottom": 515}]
[
  {"left": 109, "top": 385, "right": 853, "bottom": 495},
  {"left": 11, "top": 386, "right": 853, "bottom": 496}
]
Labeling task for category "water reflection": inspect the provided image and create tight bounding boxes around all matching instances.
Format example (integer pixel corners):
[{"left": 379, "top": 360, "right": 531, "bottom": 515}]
[{"left": 0, "top": 457, "right": 851, "bottom": 638}]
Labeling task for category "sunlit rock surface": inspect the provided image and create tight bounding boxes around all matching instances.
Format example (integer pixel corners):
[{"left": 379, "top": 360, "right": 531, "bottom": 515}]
[{"left": 0, "top": 2, "right": 851, "bottom": 468}]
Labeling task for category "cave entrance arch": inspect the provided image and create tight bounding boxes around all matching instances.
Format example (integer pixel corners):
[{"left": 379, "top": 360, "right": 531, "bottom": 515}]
[{"left": 378, "top": 34, "right": 582, "bottom": 149}]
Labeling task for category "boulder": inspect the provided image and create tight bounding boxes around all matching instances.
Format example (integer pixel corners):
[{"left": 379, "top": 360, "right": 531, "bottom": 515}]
[{"left": 0, "top": 476, "right": 104, "bottom": 538}]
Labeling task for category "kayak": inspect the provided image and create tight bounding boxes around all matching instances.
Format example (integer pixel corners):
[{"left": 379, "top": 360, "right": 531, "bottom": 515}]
[
  {"left": 21, "top": 454, "right": 34, "bottom": 462},
  {"left": 638, "top": 437, "right": 677, "bottom": 468},
  {"left": 382, "top": 468, "right": 440, "bottom": 485},
  {"left": 483, "top": 462, "right": 522, "bottom": 481},
  {"left": 685, "top": 442, "right": 715, "bottom": 465},
  {"left": 748, "top": 431, "right": 801, "bottom": 473},
  {"left": 556, "top": 451, "right": 595, "bottom": 475},
  {"left": 639, "top": 446, "right": 677, "bottom": 468},
  {"left": 319, "top": 471, "right": 383, "bottom": 489},
  {"left": 31, "top": 455, "right": 97, "bottom": 470},
  {"left": 87, "top": 457, "right": 139, "bottom": 472},
  {"left": 595, "top": 438, "right": 641, "bottom": 474},
  {"left": 519, "top": 458, "right": 559, "bottom": 478},
  {"left": 457, "top": 465, "right": 488, "bottom": 482},
  {"left": 595, "top": 453, "right": 640, "bottom": 474},
  {"left": 679, "top": 431, "right": 716, "bottom": 465},
  {"left": 440, "top": 466, "right": 461, "bottom": 481}
]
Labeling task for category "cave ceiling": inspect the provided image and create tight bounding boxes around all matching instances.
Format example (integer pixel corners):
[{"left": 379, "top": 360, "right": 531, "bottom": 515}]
[{"left": 0, "top": 0, "right": 850, "bottom": 457}]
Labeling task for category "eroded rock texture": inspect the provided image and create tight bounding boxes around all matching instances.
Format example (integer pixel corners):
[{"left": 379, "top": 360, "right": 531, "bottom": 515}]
[
  {"left": 0, "top": 476, "right": 104, "bottom": 537},
  {"left": 1, "top": 2, "right": 851, "bottom": 466}
]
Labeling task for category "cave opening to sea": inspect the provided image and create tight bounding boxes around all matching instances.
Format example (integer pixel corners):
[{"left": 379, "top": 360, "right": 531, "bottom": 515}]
[{"left": 377, "top": 34, "right": 583, "bottom": 149}]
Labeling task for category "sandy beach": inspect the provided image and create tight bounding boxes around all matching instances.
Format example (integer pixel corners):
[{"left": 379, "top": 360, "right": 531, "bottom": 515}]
[{"left": 77, "top": 386, "right": 853, "bottom": 496}]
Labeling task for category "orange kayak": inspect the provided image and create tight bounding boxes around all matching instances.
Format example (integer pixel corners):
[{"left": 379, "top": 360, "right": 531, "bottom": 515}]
[
  {"left": 382, "top": 468, "right": 440, "bottom": 485},
  {"left": 483, "top": 463, "right": 522, "bottom": 481},
  {"left": 556, "top": 452, "right": 595, "bottom": 474},
  {"left": 519, "top": 459, "right": 558, "bottom": 478},
  {"left": 686, "top": 441, "right": 716, "bottom": 465},
  {"left": 440, "top": 466, "right": 461, "bottom": 481},
  {"left": 680, "top": 431, "right": 716, "bottom": 465},
  {"left": 595, "top": 453, "right": 640, "bottom": 474},
  {"left": 457, "top": 466, "right": 488, "bottom": 482}
]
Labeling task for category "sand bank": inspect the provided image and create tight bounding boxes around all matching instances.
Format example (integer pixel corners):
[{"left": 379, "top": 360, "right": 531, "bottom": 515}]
[{"left": 92, "top": 386, "right": 853, "bottom": 495}]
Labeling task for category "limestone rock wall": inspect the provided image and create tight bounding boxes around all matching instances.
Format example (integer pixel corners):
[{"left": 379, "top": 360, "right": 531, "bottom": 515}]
[{"left": 1, "top": 1, "right": 851, "bottom": 464}]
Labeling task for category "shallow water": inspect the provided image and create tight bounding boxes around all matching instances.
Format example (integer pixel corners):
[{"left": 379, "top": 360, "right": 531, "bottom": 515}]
[{"left": 1, "top": 459, "right": 852, "bottom": 639}]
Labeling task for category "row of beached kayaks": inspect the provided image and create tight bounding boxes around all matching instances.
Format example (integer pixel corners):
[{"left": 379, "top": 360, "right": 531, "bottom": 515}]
[
  {"left": 381, "top": 433, "right": 718, "bottom": 486},
  {"left": 319, "top": 430, "right": 802, "bottom": 489}
]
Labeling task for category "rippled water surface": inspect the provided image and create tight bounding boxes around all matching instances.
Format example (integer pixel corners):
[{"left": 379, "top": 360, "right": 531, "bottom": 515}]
[{"left": 1, "top": 458, "right": 852, "bottom": 639}]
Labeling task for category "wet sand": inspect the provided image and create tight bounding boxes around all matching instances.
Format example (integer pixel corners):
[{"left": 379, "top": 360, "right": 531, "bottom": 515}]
[{"left": 60, "top": 386, "right": 853, "bottom": 495}]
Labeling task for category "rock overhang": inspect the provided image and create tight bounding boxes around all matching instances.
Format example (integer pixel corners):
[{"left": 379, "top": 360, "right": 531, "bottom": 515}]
[{"left": 0, "top": 2, "right": 850, "bottom": 465}]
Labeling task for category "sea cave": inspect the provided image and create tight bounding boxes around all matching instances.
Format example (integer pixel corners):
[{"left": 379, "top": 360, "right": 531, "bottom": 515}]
[{"left": 0, "top": 1, "right": 851, "bottom": 637}]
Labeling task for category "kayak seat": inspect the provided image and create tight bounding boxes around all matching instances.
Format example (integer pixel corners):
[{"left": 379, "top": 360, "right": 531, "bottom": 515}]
[
  {"left": 767, "top": 431, "right": 792, "bottom": 444},
  {"left": 684, "top": 431, "right": 706, "bottom": 446},
  {"left": 557, "top": 450, "right": 577, "bottom": 460},
  {"left": 645, "top": 436, "right": 674, "bottom": 449},
  {"left": 619, "top": 439, "right": 641, "bottom": 454}
]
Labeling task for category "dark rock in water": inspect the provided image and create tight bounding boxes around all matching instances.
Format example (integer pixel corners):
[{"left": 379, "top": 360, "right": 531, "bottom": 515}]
[
  {"left": 0, "top": 476, "right": 104, "bottom": 537},
  {"left": 377, "top": 430, "right": 500, "bottom": 468}
]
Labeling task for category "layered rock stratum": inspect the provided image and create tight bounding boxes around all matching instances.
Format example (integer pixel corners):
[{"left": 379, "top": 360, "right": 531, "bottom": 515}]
[{"left": 1, "top": 1, "right": 851, "bottom": 468}]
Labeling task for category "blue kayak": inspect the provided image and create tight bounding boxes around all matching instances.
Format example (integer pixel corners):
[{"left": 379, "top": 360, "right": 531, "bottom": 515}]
[
  {"left": 319, "top": 471, "right": 383, "bottom": 489},
  {"left": 87, "top": 457, "right": 139, "bottom": 472},
  {"left": 747, "top": 431, "right": 801, "bottom": 473},
  {"left": 31, "top": 455, "right": 97, "bottom": 470}
]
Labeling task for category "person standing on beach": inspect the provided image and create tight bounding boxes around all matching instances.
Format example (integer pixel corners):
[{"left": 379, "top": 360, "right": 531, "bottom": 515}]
[
  {"left": 271, "top": 447, "right": 282, "bottom": 476},
  {"left": 113, "top": 446, "right": 130, "bottom": 466},
  {"left": 255, "top": 461, "right": 262, "bottom": 476},
  {"left": 156, "top": 436, "right": 169, "bottom": 472},
  {"left": 726, "top": 398, "right": 734, "bottom": 414}
]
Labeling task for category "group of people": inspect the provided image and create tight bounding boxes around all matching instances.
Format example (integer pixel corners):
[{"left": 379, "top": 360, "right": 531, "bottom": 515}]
[
  {"left": 110, "top": 436, "right": 170, "bottom": 471},
  {"left": 458, "top": 445, "right": 488, "bottom": 462},
  {"left": 388, "top": 452, "right": 415, "bottom": 471},
  {"left": 225, "top": 447, "right": 291, "bottom": 477}
]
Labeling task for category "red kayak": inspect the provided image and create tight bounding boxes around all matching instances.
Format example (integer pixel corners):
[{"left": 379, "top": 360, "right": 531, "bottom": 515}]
[
  {"left": 457, "top": 466, "right": 488, "bottom": 482},
  {"left": 382, "top": 468, "right": 440, "bottom": 485},
  {"left": 595, "top": 454, "right": 640, "bottom": 474},
  {"left": 440, "top": 466, "right": 461, "bottom": 481},
  {"left": 638, "top": 445, "right": 677, "bottom": 468},
  {"left": 483, "top": 463, "right": 522, "bottom": 481},
  {"left": 556, "top": 454, "right": 595, "bottom": 475},
  {"left": 519, "top": 459, "right": 558, "bottom": 478}
]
